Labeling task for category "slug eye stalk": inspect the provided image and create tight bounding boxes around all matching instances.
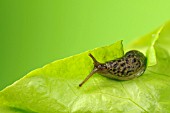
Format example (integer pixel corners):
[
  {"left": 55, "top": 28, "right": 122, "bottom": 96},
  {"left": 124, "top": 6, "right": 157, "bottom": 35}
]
[{"left": 79, "top": 68, "right": 98, "bottom": 87}]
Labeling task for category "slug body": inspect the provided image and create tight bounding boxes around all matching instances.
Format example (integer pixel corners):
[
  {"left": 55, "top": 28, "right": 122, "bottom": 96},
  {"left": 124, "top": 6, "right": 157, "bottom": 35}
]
[{"left": 79, "top": 50, "right": 147, "bottom": 87}]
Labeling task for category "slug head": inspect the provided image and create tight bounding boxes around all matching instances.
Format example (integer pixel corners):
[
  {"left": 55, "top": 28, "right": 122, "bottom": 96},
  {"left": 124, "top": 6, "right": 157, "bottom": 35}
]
[{"left": 79, "top": 53, "right": 107, "bottom": 87}]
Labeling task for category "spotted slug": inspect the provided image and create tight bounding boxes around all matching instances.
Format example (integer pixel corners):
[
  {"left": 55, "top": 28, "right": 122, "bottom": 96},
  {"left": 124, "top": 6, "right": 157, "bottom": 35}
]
[{"left": 79, "top": 50, "right": 147, "bottom": 87}]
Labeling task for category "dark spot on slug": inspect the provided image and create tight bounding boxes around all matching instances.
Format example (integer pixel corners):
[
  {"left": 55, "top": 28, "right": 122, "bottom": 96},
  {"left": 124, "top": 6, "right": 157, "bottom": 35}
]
[
  {"left": 112, "top": 68, "right": 116, "bottom": 71},
  {"left": 127, "top": 54, "right": 134, "bottom": 58},
  {"left": 126, "top": 59, "right": 129, "bottom": 63},
  {"left": 132, "top": 58, "right": 136, "bottom": 63},
  {"left": 117, "top": 59, "right": 121, "bottom": 62},
  {"left": 117, "top": 70, "right": 120, "bottom": 73},
  {"left": 127, "top": 65, "right": 131, "bottom": 68},
  {"left": 121, "top": 63, "right": 125, "bottom": 66},
  {"left": 113, "top": 63, "right": 118, "bottom": 67},
  {"left": 113, "top": 72, "right": 117, "bottom": 75}
]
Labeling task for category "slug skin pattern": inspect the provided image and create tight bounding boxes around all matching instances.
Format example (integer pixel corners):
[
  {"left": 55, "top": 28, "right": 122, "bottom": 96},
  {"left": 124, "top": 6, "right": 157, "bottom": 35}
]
[
  {"left": 97, "top": 50, "right": 147, "bottom": 80},
  {"left": 79, "top": 50, "right": 147, "bottom": 87}
]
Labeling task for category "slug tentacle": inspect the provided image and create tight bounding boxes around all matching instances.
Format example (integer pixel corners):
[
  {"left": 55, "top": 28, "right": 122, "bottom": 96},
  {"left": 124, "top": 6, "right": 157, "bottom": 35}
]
[
  {"left": 88, "top": 53, "right": 101, "bottom": 67},
  {"left": 79, "top": 68, "right": 98, "bottom": 87}
]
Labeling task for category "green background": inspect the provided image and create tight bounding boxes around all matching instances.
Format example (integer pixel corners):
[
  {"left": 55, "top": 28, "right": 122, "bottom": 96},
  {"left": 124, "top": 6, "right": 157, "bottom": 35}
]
[{"left": 1, "top": 0, "right": 170, "bottom": 90}]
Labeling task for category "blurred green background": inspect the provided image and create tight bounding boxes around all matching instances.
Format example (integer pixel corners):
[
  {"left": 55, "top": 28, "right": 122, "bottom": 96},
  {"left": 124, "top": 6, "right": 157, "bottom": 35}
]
[{"left": 1, "top": 0, "right": 170, "bottom": 90}]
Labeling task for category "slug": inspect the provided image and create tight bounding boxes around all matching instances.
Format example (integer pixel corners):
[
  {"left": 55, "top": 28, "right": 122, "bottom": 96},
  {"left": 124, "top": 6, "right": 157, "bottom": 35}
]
[{"left": 79, "top": 50, "right": 147, "bottom": 87}]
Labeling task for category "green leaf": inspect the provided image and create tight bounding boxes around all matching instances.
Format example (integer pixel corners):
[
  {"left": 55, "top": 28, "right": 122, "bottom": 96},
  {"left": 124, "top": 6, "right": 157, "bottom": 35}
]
[{"left": 1, "top": 21, "right": 170, "bottom": 113}]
